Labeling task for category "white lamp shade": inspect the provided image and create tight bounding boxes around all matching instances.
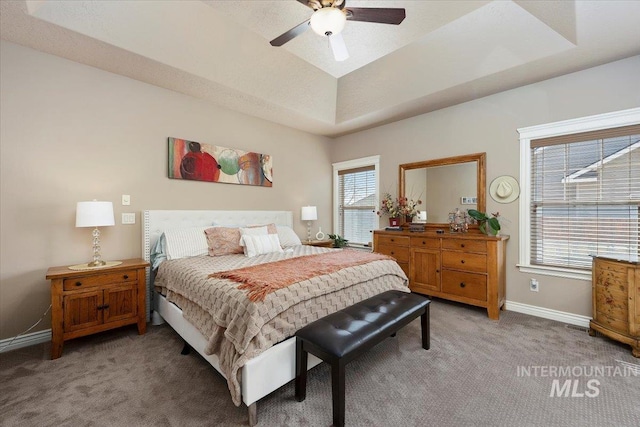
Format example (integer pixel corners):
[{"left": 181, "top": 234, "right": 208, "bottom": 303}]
[
  {"left": 310, "top": 8, "right": 346, "bottom": 37},
  {"left": 301, "top": 206, "right": 318, "bottom": 221},
  {"left": 76, "top": 201, "right": 115, "bottom": 227}
]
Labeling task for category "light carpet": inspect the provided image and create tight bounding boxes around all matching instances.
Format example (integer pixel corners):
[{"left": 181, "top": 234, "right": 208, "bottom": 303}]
[{"left": 1, "top": 299, "right": 639, "bottom": 426}]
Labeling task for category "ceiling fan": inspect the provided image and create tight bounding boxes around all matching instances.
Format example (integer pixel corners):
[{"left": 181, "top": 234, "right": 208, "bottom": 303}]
[{"left": 270, "top": 0, "right": 406, "bottom": 62}]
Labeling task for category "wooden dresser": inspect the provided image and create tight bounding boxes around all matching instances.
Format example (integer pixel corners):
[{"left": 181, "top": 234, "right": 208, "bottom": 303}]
[
  {"left": 373, "top": 229, "right": 508, "bottom": 319},
  {"left": 589, "top": 256, "right": 639, "bottom": 357}
]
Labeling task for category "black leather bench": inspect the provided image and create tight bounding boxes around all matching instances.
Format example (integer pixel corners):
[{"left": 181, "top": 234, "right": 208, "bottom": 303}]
[{"left": 295, "top": 290, "right": 431, "bottom": 427}]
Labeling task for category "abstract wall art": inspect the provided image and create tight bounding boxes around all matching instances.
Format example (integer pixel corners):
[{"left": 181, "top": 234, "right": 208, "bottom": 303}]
[{"left": 168, "top": 137, "right": 273, "bottom": 187}]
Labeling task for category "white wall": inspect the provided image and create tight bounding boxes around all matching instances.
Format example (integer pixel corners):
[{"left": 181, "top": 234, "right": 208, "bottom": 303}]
[
  {"left": 0, "top": 41, "right": 332, "bottom": 339},
  {"left": 331, "top": 55, "right": 640, "bottom": 318}
]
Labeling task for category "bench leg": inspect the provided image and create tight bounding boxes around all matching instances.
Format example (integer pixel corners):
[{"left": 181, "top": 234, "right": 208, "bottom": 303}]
[
  {"left": 331, "top": 359, "right": 346, "bottom": 427},
  {"left": 421, "top": 305, "right": 430, "bottom": 350},
  {"left": 295, "top": 338, "right": 307, "bottom": 402}
]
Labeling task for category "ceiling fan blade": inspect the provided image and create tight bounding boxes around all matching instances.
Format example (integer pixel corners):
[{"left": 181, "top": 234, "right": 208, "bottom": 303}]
[
  {"left": 329, "top": 33, "right": 349, "bottom": 62},
  {"left": 270, "top": 19, "right": 310, "bottom": 46},
  {"left": 296, "top": 0, "right": 319, "bottom": 10},
  {"left": 346, "top": 7, "right": 406, "bottom": 25}
]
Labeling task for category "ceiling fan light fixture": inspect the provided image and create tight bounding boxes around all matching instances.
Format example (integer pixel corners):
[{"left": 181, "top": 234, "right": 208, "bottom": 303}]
[{"left": 309, "top": 7, "right": 346, "bottom": 37}]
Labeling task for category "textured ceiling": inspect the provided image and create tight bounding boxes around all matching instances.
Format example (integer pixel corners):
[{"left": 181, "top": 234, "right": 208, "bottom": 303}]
[{"left": 1, "top": 0, "right": 639, "bottom": 137}]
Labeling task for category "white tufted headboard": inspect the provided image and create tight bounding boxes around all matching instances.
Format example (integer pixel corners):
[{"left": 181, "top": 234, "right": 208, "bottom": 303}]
[{"left": 141, "top": 210, "right": 294, "bottom": 319}]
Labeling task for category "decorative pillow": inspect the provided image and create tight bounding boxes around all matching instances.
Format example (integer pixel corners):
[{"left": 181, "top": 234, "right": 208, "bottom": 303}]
[
  {"left": 249, "top": 223, "right": 278, "bottom": 234},
  {"left": 276, "top": 225, "right": 303, "bottom": 247},
  {"left": 241, "top": 233, "right": 284, "bottom": 257},
  {"left": 162, "top": 226, "right": 210, "bottom": 260},
  {"left": 205, "top": 227, "right": 244, "bottom": 256}
]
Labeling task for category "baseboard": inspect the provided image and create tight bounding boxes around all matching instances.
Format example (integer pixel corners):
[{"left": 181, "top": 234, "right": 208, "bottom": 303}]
[
  {"left": 505, "top": 300, "right": 591, "bottom": 328},
  {"left": 0, "top": 329, "right": 51, "bottom": 353}
]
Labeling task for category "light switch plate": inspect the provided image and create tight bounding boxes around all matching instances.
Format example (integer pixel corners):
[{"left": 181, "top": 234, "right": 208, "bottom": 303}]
[
  {"left": 122, "top": 195, "right": 130, "bottom": 206},
  {"left": 122, "top": 213, "right": 135, "bottom": 224}
]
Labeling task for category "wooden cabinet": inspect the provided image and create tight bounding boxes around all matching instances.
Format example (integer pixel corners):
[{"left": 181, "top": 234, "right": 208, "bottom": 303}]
[
  {"left": 589, "top": 256, "right": 639, "bottom": 358},
  {"left": 374, "top": 230, "right": 508, "bottom": 319},
  {"left": 46, "top": 258, "right": 149, "bottom": 359}
]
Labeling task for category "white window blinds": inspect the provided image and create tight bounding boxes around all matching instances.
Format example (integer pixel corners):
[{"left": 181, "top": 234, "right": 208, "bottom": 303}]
[
  {"left": 530, "top": 124, "right": 640, "bottom": 269},
  {"left": 337, "top": 165, "right": 377, "bottom": 246}
]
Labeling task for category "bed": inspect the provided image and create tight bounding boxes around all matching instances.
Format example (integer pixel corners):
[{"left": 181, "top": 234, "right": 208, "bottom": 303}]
[{"left": 142, "top": 210, "right": 409, "bottom": 425}]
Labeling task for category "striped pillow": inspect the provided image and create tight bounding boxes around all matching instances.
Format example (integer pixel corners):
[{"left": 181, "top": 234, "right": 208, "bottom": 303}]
[
  {"left": 162, "top": 226, "right": 210, "bottom": 260},
  {"left": 241, "top": 234, "right": 283, "bottom": 257}
]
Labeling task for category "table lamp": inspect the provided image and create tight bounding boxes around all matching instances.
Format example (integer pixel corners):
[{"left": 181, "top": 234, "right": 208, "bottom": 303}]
[
  {"left": 301, "top": 206, "right": 317, "bottom": 242},
  {"left": 76, "top": 200, "right": 115, "bottom": 267}
]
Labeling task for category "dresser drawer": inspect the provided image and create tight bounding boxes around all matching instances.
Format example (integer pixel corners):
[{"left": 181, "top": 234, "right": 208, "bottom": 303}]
[
  {"left": 377, "top": 245, "right": 410, "bottom": 263},
  {"left": 442, "top": 270, "right": 487, "bottom": 301},
  {"left": 63, "top": 270, "right": 137, "bottom": 291},
  {"left": 377, "top": 234, "right": 410, "bottom": 247},
  {"left": 442, "top": 251, "right": 487, "bottom": 273},
  {"left": 442, "top": 239, "right": 487, "bottom": 253},
  {"left": 410, "top": 237, "right": 440, "bottom": 249}
]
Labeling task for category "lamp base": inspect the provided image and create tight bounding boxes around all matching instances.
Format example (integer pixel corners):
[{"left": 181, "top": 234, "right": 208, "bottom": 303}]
[{"left": 88, "top": 260, "right": 106, "bottom": 267}]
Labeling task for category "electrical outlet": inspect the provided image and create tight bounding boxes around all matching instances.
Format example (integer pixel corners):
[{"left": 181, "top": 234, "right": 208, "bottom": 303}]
[
  {"left": 530, "top": 278, "right": 539, "bottom": 292},
  {"left": 122, "top": 194, "right": 131, "bottom": 206}
]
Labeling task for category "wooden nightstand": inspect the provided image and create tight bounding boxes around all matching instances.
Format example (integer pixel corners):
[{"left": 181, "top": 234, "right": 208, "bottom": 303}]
[
  {"left": 46, "top": 258, "right": 149, "bottom": 359},
  {"left": 303, "top": 239, "right": 335, "bottom": 248}
]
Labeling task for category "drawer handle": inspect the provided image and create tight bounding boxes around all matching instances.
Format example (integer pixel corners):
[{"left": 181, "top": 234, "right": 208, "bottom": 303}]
[
  {"left": 391, "top": 251, "right": 395, "bottom": 255},
  {"left": 97, "top": 304, "right": 110, "bottom": 310},
  {"left": 75, "top": 281, "right": 82, "bottom": 287},
  {"left": 123, "top": 275, "right": 129, "bottom": 280},
  {"left": 436, "top": 269, "right": 440, "bottom": 273},
  {"left": 461, "top": 244, "right": 465, "bottom": 248},
  {"left": 390, "top": 239, "right": 395, "bottom": 242},
  {"left": 460, "top": 282, "right": 466, "bottom": 288},
  {"left": 422, "top": 241, "right": 426, "bottom": 245},
  {"left": 461, "top": 260, "right": 465, "bottom": 264}
]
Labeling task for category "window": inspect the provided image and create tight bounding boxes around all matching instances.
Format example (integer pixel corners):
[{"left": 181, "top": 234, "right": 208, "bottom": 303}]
[
  {"left": 332, "top": 156, "right": 380, "bottom": 247},
  {"left": 518, "top": 108, "right": 640, "bottom": 280}
]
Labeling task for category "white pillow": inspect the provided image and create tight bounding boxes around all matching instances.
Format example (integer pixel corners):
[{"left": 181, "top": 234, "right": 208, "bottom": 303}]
[
  {"left": 238, "top": 226, "right": 269, "bottom": 246},
  {"left": 241, "top": 234, "right": 284, "bottom": 257},
  {"left": 276, "top": 225, "right": 302, "bottom": 247},
  {"left": 162, "top": 226, "right": 210, "bottom": 260}
]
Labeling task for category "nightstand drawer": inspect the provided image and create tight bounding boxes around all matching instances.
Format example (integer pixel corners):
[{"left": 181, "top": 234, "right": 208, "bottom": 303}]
[{"left": 63, "top": 269, "right": 137, "bottom": 291}]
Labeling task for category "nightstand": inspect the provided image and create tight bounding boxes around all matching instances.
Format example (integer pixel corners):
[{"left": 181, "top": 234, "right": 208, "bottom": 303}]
[
  {"left": 303, "top": 239, "right": 334, "bottom": 248},
  {"left": 45, "top": 258, "right": 149, "bottom": 359}
]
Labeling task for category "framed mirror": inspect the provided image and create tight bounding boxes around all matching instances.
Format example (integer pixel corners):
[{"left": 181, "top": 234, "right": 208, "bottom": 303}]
[{"left": 399, "top": 152, "right": 486, "bottom": 226}]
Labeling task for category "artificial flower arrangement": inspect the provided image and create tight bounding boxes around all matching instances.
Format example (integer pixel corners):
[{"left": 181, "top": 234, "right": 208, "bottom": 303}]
[{"left": 377, "top": 193, "right": 422, "bottom": 219}]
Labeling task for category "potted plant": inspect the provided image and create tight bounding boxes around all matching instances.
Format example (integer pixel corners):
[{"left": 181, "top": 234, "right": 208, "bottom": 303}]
[
  {"left": 467, "top": 209, "right": 501, "bottom": 236},
  {"left": 328, "top": 234, "right": 349, "bottom": 248}
]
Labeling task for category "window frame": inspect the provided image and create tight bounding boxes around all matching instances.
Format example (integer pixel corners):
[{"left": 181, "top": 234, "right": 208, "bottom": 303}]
[
  {"left": 332, "top": 155, "right": 380, "bottom": 248},
  {"left": 517, "top": 107, "right": 640, "bottom": 281}
]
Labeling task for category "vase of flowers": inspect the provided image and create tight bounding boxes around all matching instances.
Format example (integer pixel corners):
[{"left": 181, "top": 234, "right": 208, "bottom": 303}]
[{"left": 378, "top": 194, "right": 422, "bottom": 226}]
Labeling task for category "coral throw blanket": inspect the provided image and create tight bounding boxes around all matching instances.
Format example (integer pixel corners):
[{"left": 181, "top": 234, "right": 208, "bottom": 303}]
[{"left": 210, "top": 250, "right": 393, "bottom": 302}]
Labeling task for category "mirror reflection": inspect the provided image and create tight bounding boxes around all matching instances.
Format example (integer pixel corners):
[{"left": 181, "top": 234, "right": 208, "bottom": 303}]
[{"left": 399, "top": 153, "right": 486, "bottom": 226}]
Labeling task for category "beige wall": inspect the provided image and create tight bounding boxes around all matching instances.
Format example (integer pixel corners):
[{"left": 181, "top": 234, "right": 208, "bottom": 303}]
[
  {"left": 0, "top": 41, "right": 332, "bottom": 339},
  {"left": 331, "top": 55, "right": 640, "bottom": 318},
  {"left": 1, "top": 39, "right": 639, "bottom": 340}
]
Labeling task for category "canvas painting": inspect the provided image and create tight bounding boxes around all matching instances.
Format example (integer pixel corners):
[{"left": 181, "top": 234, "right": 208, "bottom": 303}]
[{"left": 168, "top": 137, "right": 273, "bottom": 187}]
